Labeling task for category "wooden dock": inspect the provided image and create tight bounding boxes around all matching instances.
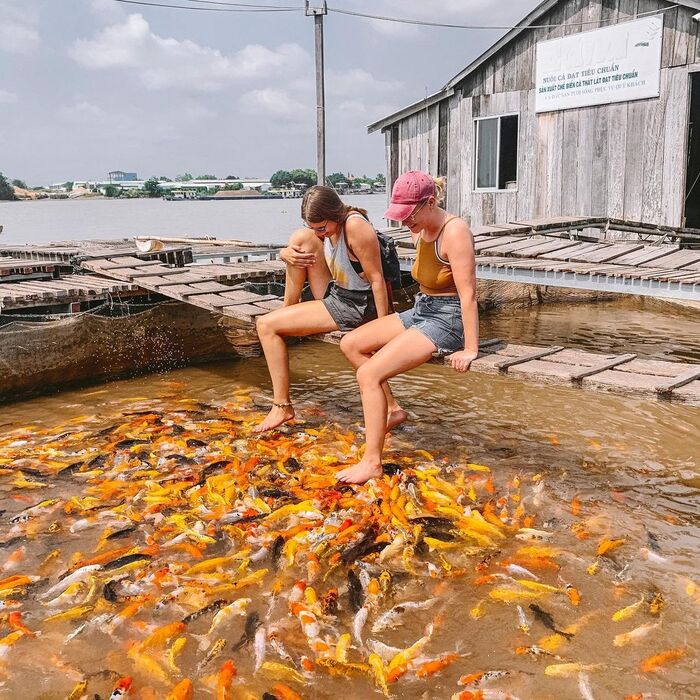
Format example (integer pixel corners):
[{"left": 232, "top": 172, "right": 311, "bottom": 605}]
[
  {"left": 1, "top": 225, "right": 699, "bottom": 406},
  {"left": 312, "top": 333, "right": 700, "bottom": 407},
  {"left": 80, "top": 255, "right": 285, "bottom": 321},
  {"left": 389, "top": 216, "right": 700, "bottom": 302}
]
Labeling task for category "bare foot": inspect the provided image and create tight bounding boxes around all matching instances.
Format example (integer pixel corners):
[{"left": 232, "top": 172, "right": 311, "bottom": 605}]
[
  {"left": 386, "top": 408, "right": 409, "bottom": 432},
  {"left": 252, "top": 405, "right": 295, "bottom": 433},
  {"left": 336, "top": 459, "right": 383, "bottom": 484}
]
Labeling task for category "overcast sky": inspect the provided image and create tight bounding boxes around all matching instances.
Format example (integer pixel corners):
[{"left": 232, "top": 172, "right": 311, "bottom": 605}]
[{"left": 1, "top": 0, "right": 541, "bottom": 185}]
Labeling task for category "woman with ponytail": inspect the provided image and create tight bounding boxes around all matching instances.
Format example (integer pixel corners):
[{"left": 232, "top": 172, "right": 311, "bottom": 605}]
[
  {"left": 337, "top": 171, "right": 479, "bottom": 483},
  {"left": 253, "top": 185, "right": 395, "bottom": 432}
]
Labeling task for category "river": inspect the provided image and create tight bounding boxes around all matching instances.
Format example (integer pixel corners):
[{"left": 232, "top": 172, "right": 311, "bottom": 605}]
[
  {"left": 0, "top": 300, "right": 698, "bottom": 699},
  {"left": 0, "top": 194, "right": 388, "bottom": 246},
  {"left": 0, "top": 195, "right": 698, "bottom": 699}
]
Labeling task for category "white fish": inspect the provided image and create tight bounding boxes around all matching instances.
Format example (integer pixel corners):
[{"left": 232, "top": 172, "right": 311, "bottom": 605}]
[
  {"left": 65, "top": 613, "right": 113, "bottom": 643},
  {"left": 507, "top": 564, "right": 539, "bottom": 581},
  {"left": 253, "top": 626, "right": 266, "bottom": 672},
  {"left": 515, "top": 528, "right": 554, "bottom": 541},
  {"left": 612, "top": 622, "right": 660, "bottom": 647},
  {"left": 268, "top": 633, "right": 294, "bottom": 664},
  {"left": 639, "top": 547, "right": 668, "bottom": 565},
  {"left": 532, "top": 480, "right": 545, "bottom": 506},
  {"left": 40, "top": 565, "right": 102, "bottom": 601},
  {"left": 352, "top": 605, "right": 369, "bottom": 646},
  {"left": 371, "top": 599, "right": 439, "bottom": 633},
  {"left": 578, "top": 672, "right": 595, "bottom": 700},
  {"left": 204, "top": 598, "right": 251, "bottom": 644},
  {"left": 367, "top": 639, "right": 402, "bottom": 663},
  {"left": 516, "top": 605, "right": 531, "bottom": 634},
  {"left": 45, "top": 582, "right": 85, "bottom": 609},
  {"left": 250, "top": 546, "right": 269, "bottom": 563},
  {"left": 377, "top": 534, "right": 405, "bottom": 563}
]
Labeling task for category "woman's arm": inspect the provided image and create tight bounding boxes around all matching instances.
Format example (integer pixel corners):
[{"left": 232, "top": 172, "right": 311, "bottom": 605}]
[
  {"left": 442, "top": 219, "right": 479, "bottom": 372},
  {"left": 345, "top": 217, "right": 390, "bottom": 317}
]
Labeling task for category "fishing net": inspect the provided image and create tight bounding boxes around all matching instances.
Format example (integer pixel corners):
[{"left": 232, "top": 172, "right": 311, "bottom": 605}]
[{"left": 0, "top": 301, "right": 235, "bottom": 400}]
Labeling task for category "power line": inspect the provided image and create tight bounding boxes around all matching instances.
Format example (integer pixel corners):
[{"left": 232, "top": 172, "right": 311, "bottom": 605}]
[
  {"left": 327, "top": 4, "right": 679, "bottom": 30},
  {"left": 112, "top": 0, "right": 299, "bottom": 12},
  {"left": 111, "top": 0, "right": 679, "bottom": 29},
  {"left": 176, "top": 0, "right": 299, "bottom": 8}
]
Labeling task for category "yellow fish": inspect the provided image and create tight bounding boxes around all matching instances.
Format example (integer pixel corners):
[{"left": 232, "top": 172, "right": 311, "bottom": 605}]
[
  {"left": 368, "top": 653, "right": 390, "bottom": 697},
  {"left": 516, "top": 580, "right": 560, "bottom": 593},
  {"left": 260, "top": 661, "right": 306, "bottom": 685},
  {"left": 597, "top": 538, "right": 625, "bottom": 556},
  {"left": 545, "top": 663, "right": 604, "bottom": 677},
  {"left": 612, "top": 596, "right": 645, "bottom": 622},
  {"left": 489, "top": 588, "right": 544, "bottom": 603},
  {"left": 335, "top": 633, "right": 352, "bottom": 662}
]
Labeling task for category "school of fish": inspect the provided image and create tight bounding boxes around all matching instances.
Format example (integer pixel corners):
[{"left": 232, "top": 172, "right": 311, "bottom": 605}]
[{"left": 0, "top": 391, "right": 696, "bottom": 699}]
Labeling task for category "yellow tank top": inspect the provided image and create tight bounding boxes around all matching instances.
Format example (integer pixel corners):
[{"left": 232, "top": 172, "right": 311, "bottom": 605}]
[{"left": 411, "top": 217, "right": 459, "bottom": 296}]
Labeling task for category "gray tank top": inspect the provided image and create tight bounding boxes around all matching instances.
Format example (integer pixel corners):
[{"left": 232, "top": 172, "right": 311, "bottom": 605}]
[{"left": 323, "top": 212, "right": 371, "bottom": 291}]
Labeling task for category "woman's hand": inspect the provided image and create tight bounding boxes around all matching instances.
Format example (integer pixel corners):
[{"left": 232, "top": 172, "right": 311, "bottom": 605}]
[
  {"left": 280, "top": 244, "right": 316, "bottom": 268},
  {"left": 447, "top": 349, "right": 478, "bottom": 373}
]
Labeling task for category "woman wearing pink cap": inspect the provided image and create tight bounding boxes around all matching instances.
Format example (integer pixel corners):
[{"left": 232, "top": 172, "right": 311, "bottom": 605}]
[{"left": 337, "top": 171, "right": 478, "bottom": 484}]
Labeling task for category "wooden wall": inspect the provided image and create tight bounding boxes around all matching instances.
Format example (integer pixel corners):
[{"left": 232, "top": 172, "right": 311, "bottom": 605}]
[{"left": 387, "top": 0, "right": 700, "bottom": 227}]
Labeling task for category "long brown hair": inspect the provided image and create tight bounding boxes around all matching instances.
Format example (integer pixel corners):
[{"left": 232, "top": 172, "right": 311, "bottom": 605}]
[{"left": 301, "top": 185, "right": 368, "bottom": 224}]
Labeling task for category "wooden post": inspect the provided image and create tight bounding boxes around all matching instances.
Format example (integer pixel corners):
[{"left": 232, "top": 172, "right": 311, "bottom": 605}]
[{"left": 306, "top": 1, "right": 327, "bottom": 186}]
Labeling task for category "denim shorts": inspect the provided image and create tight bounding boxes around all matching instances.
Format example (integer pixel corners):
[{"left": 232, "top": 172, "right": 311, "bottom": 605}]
[
  {"left": 398, "top": 293, "right": 464, "bottom": 354},
  {"left": 322, "top": 282, "right": 377, "bottom": 333}
]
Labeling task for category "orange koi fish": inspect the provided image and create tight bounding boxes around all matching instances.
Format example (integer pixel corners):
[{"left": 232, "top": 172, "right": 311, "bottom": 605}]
[
  {"left": 415, "top": 653, "right": 459, "bottom": 678},
  {"left": 640, "top": 648, "right": 686, "bottom": 673},
  {"left": 165, "top": 679, "right": 193, "bottom": 700}
]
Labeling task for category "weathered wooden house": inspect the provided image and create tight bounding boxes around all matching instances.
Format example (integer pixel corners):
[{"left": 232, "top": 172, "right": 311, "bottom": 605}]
[{"left": 368, "top": 0, "right": 700, "bottom": 228}]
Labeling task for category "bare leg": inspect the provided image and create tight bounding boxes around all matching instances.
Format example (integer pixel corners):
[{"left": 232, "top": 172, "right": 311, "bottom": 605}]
[
  {"left": 283, "top": 228, "right": 331, "bottom": 306},
  {"left": 337, "top": 329, "right": 436, "bottom": 484},
  {"left": 254, "top": 300, "right": 338, "bottom": 432},
  {"left": 339, "top": 314, "right": 409, "bottom": 431}
]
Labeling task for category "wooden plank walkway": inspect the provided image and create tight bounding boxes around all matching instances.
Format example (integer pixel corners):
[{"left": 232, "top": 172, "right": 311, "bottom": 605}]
[
  {"left": 2, "top": 225, "right": 698, "bottom": 406},
  {"left": 0, "top": 257, "right": 73, "bottom": 283},
  {"left": 0, "top": 275, "right": 141, "bottom": 310},
  {"left": 313, "top": 332, "right": 700, "bottom": 407},
  {"left": 389, "top": 218, "right": 700, "bottom": 301},
  {"left": 79, "top": 255, "right": 286, "bottom": 322}
]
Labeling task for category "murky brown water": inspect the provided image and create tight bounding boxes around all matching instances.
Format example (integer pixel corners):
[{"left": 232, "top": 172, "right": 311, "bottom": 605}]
[{"left": 1, "top": 299, "right": 698, "bottom": 699}]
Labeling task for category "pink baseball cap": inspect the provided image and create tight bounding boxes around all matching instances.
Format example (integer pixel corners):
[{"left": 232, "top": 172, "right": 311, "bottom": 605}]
[{"left": 384, "top": 170, "right": 436, "bottom": 221}]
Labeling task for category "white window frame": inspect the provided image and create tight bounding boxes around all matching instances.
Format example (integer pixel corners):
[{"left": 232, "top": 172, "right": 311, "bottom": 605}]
[{"left": 473, "top": 112, "right": 520, "bottom": 193}]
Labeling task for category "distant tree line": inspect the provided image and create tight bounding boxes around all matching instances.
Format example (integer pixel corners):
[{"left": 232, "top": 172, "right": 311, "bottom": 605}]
[
  {"left": 0, "top": 172, "right": 33, "bottom": 200},
  {"left": 269, "top": 169, "right": 386, "bottom": 190}
]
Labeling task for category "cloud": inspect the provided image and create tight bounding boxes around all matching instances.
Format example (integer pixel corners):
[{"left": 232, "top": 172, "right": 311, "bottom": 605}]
[
  {"left": 240, "top": 88, "right": 311, "bottom": 120},
  {"left": 0, "top": 2, "right": 40, "bottom": 55},
  {"left": 89, "top": 0, "right": 126, "bottom": 23},
  {"left": 327, "top": 68, "right": 402, "bottom": 97},
  {"left": 343, "top": 0, "right": 531, "bottom": 37},
  {"left": 70, "top": 13, "right": 309, "bottom": 92},
  {"left": 0, "top": 90, "right": 18, "bottom": 104},
  {"left": 59, "top": 101, "right": 107, "bottom": 123}
]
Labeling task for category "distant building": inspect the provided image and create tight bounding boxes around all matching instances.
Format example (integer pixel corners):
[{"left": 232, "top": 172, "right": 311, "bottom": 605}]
[{"left": 109, "top": 171, "right": 138, "bottom": 182}]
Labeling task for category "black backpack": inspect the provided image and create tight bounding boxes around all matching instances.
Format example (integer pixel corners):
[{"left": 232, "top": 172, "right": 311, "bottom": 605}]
[
  {"left": 376, "top": 230, "right": 402, "bottom": 286},
  {"left": 345, "top": 212, "right": 402, "bottom": 286}
]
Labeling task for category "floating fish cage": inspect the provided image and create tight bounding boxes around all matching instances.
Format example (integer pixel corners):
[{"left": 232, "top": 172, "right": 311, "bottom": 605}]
[{"left": 0, "top": 300, "right": 237, "bottom": 403}]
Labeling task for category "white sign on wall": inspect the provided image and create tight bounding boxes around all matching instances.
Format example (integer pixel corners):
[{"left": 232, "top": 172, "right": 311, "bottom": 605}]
[{"left": 535, "top": 15, "right": 663, "bottom": 113}]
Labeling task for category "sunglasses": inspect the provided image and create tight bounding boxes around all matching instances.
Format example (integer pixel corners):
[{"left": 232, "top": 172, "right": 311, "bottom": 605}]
[
  {"left": 403, "top": 198, "right": 428, "bottom": 223},
  {"left": 303, "top": 220, "right": 328, "bottom": 234}
]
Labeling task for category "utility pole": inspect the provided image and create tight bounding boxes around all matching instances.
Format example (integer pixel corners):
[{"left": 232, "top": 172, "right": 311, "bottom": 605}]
[{"left": 305, "top": 1, "right": 327, "bottom": 186}]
